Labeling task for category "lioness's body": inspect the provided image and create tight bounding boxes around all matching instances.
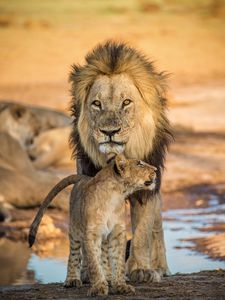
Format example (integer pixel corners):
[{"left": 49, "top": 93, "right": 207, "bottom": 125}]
[
  {"left": 0, "top": 103, "right": 72, "bottom": 219},
  {"left": 0, "top": 102, "right": 72, "bottom": 170},
  {"left": 0, "top": 132, "right": 70, "bottom": 220},
  {"left": 0, "top": 101, "right": 70, "bottom": 133},
  {"left": 29, "top": 155, "right": 157, "bottom": 296}
]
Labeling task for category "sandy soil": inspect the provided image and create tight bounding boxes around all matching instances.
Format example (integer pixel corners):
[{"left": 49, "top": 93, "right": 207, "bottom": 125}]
[{"left": 1, "top": 270, "right": 225, "bottom": 300}]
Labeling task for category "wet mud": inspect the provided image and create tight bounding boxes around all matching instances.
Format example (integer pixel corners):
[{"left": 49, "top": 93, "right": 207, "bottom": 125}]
[{"left": 1, "top": 270, "right": 225, "bottom": 300}]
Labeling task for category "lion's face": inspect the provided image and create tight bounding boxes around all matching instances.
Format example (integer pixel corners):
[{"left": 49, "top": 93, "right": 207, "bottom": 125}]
[
  {"left": 87, "top": 74, "right": 137, "bottom": 154},
  {"left": 77, "top": 73, "right": 156, "bottom": 167}
]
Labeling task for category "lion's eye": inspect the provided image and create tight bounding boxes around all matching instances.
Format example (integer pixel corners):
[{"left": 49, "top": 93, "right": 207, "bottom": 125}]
[
  {"left": 92, "top": 100, "right": 102, "bottom": 109},
  {"left": 122, "top": 99, "right": 132, "bottom": 108}
]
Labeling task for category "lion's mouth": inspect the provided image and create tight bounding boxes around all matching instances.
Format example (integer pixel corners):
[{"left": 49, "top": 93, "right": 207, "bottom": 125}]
[
  {"left": 99, "top": 141, "right": 125, "bottom": 146},
  {"left": 99, "top": 141, "right": 125, "bottom": 154}
]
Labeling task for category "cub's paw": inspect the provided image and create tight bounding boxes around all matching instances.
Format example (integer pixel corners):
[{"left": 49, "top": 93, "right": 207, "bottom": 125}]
[
  {"left": 64, "top": 278, "right": 82, "bottom": 288},
  {"left": 112, "top": 283, "right": 135, "bottom": 295},
  {"left": 87, "top": 281, "right": 108, "bottom": 296},
  {"left": 130, "top": 269, "right": 162, "bottom": 283}
]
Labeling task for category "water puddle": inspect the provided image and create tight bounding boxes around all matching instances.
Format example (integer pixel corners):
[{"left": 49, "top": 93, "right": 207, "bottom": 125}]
[
  {"left": 0, "top": 200, "right": 224, "bottom": 285},
  {"left": 164, "top": 199, "right": 225, "bottom": 274}
]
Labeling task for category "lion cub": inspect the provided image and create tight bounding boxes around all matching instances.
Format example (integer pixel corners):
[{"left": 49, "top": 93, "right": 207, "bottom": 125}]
[{"left": 29, "top": 154, "right": 157, "bottom": 296}]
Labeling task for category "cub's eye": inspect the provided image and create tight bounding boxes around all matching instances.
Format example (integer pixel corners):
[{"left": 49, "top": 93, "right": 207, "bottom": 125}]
[
  {"left": 122, "top": 99, "right": 132, "bottom": 108},
  {"left": 91, "top": 100, "right": 102, "bottom": 109},
  {"left": 137, "top": 160, "right": 145, "bottom": 167}
]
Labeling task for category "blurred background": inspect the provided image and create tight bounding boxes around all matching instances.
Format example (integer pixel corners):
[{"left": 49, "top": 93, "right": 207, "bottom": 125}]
[{"left": 0, "top": 0, "right": 225, "bottom": 285}]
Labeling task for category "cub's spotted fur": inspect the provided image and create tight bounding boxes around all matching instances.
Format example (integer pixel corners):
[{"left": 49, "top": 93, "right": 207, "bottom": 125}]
[{"left": 29, "top": 154, "right": 157, "bottom": 296}]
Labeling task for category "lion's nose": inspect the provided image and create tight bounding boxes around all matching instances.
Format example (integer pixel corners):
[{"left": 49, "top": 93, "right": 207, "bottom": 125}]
[{"left": 100, "top": 128, "right": 121, "bottom": 137}]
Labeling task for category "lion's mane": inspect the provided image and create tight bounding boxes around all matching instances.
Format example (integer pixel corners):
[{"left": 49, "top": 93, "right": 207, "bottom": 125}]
[{"left": 69, "top": 41, "right": 173, "bottom": 197}]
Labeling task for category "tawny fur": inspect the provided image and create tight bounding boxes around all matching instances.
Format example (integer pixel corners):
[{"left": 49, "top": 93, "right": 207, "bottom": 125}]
[
  {"left": 29, "top": 155, "right": 157, "bottom": 296},
  {"left": 69, "top": 41, "right": 173, "bottom": 281},
  {"left": 0, "top": 104, "right": 40, "bottom": 148},
  {"left": 0, "top": 132, "right": 70, "bottom": 221},
  {"left": 28, "top": 126, "right": 73, "bottom": 169}
]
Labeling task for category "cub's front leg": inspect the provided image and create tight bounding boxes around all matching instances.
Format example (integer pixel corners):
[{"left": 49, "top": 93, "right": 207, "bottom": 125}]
[
  {"left": 109, "top": 224, "right": 135, "bottom": 295},
  {"left": 84, "top": 230, "right": 108, "bottom": 296},
  {"left": 101, "top": 239, "right": 112, "bottom": 283}
]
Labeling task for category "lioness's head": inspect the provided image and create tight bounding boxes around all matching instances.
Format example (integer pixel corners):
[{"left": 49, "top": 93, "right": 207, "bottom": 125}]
[
  {"left": 114, "top": 154, "right": 157, "bottom": 194},
  {"left": 70, "top": 41, "right": 172, "bottom": 169},
  {"left": 0, "top": 104, "right": 40, "bottom": 148}
]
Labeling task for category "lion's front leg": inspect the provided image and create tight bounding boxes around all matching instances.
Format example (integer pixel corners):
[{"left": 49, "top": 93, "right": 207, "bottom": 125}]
[
  {"left": 127, "top": 193, "right": 170, "bottom": 283},
  {"left": 150, "top": 198, "right": 171, "bottom": 276}
]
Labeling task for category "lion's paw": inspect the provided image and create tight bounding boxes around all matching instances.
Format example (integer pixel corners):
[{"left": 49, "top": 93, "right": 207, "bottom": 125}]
[
  {"left": 130, "top": 269, "right": 162, "bottom": 283},
  {"left": 64, "top": 278, "right": 82, "bottom": 288},
  {"left": 143, "top": 269, "right": 162, "bottom": 283},
  {"left": 87, "top": 281, "right": 108, "bottom": 296},
  {"left": 112, "top": 283, "right": 135, "bottom": 295}
]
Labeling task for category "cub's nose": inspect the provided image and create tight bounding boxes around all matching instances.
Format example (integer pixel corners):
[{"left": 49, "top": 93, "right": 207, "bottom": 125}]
[
  {"left": 144, "top": 172, "right": 156, "bottom": 186},
  {"left": 99, "top": 128, "right": 121, "bottom": 137}
]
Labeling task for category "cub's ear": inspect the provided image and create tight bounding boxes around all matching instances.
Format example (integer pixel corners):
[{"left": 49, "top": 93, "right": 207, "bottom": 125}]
[
  {"left": 114, "top": 154, "right": 127, "bottom": 175},
  {"left": 10, "top": 105, "right": 26, "bottom": 120}
]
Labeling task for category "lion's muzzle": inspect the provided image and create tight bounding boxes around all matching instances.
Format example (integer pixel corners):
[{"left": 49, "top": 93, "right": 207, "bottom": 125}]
[
  {"left": 99, "top": 142, "right": 125, "bottom": 155},
  {"left": 99, "top": 127, "right": 121, "bottom": 137}
]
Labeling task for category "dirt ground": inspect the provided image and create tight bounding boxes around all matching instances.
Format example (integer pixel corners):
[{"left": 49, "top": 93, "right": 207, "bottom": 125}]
[
  {"left": 1, "top": 270, "right": 225, "bottom": 300},
  {"left": 0, "top": 0, "right": 225, "bottom": 291}
]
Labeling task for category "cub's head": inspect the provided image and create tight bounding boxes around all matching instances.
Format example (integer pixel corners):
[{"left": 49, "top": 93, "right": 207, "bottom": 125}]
[
  {"left": 114, "top": 154, "right": 157, "bottom": 194},
  {"left": 70, "top": 41, "right": 172, "bottom": 169}
]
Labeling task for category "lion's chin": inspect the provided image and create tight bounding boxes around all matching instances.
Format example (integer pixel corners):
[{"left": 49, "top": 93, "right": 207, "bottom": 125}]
[{"left": 99, "top": 143, "right": 125, "bottom": 155}]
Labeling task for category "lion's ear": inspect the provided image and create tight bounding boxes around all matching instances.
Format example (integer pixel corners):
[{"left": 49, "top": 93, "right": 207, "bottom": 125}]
[{"left": 114, "top": 154, "right": 127, "bottom": 176}]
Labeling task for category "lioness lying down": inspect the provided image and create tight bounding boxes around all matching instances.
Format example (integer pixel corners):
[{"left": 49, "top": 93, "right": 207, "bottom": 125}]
[
  {"left": 28, "top": 126, "right": 73, "bottom": 169},
  {"left": 29, "top": 154, "right": 157, "bottom": 296},
  {"left": 0, "top": 132, "right": 70, "bottom": 221}
]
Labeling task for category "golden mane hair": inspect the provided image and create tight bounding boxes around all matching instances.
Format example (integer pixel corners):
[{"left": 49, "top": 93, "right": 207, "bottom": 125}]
[{"left": 69, "top": 41, "right": 173, "bottom": 190}]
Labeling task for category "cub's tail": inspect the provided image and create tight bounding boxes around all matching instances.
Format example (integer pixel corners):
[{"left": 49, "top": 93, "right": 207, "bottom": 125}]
[{"left": 28, "top": 174, "right": 82, "bottom": 248}]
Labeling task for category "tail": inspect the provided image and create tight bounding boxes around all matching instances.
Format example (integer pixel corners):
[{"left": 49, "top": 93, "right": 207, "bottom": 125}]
[{"left": 28, "top": 174, "right": 82, "bottom": 248}]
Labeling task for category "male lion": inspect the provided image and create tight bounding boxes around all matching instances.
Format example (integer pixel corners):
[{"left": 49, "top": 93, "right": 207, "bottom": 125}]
[
  {"left": 69, "top": 41, "right": 173, "bottom": 282},
  {"left": 29, "top": 154, "right": 157, "bottom": 296}
]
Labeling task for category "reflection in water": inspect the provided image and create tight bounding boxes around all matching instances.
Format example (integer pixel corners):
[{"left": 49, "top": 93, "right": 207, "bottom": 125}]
[
  {"left": 0, "top": 202, "right": 225, "bottom": 284},
  {"left": 164, "top": 202, "right": 225, "bottom": 274},
  {"left": 28, "top": 238, "right": 69, "bottom": 283},
  {"left": 164, "top": 221, "right": 225, "bottom": 274},
  {"left": 0, "top": 239, "right": 34, "bottom": 285},
  {"left": 28, "top": 255, "right": 67, "bottom": 283}
]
